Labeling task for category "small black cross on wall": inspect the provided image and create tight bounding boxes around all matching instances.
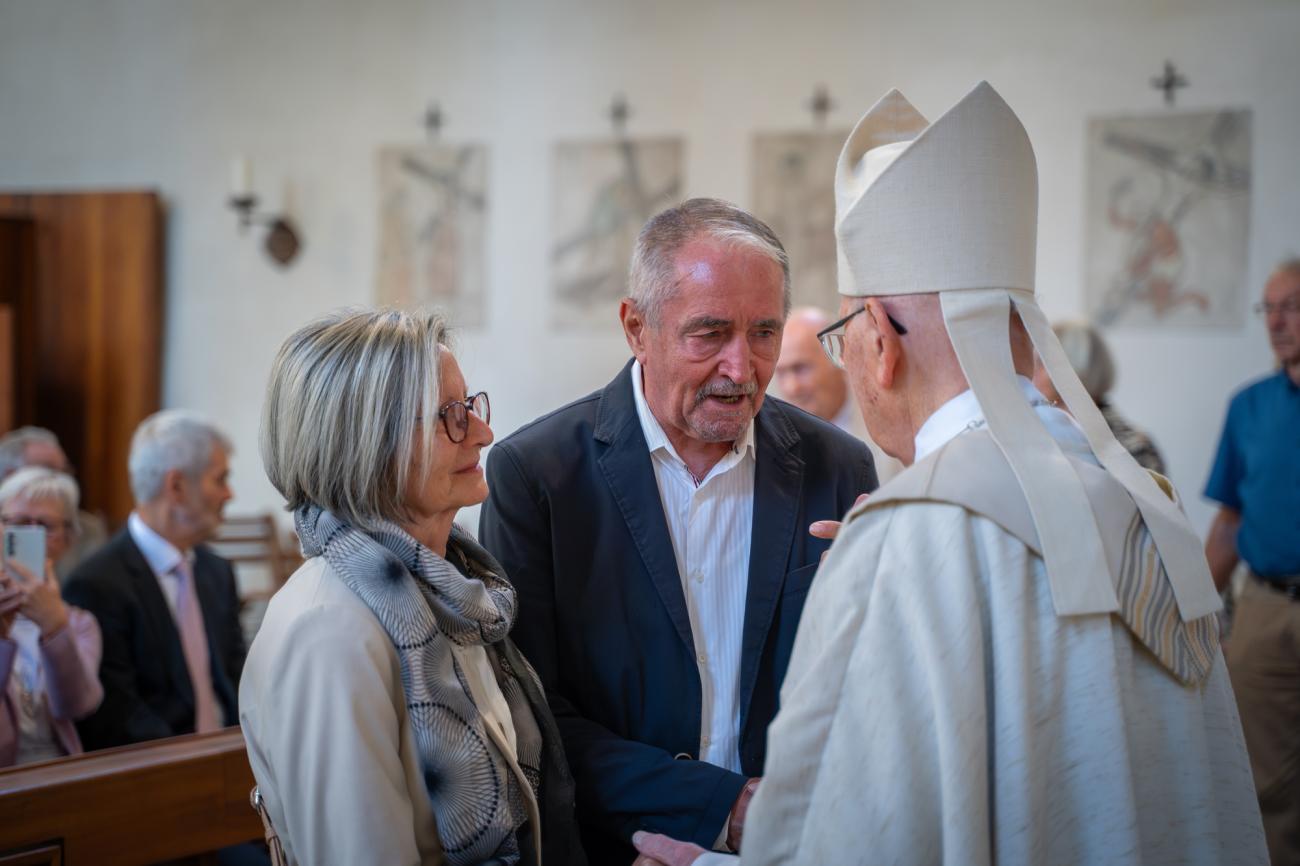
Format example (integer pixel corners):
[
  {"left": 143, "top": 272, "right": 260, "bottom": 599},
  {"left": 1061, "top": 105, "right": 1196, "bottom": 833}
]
[
  {"left": 1151, "top": 61, "right": 1188, "bottom": 107},
  {"left": 808, "top": 85, "right": 834, "bottom": 128},
  {"left": 609, "top": 94, "right": 631, "bottom": 136},
  {"left": 424, "top": 103, "right": 443, "bottom": 139}
]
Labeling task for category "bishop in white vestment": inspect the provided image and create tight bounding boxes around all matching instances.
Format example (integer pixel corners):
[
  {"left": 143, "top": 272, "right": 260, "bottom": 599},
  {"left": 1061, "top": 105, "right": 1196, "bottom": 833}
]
[{"left": 632, "top": 82, "right": 1267, "bottom": 866}]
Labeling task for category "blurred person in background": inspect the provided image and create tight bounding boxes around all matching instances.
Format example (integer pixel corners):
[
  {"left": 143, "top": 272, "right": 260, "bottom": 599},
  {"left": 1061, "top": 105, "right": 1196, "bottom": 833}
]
[
  {"left": 775, "top": 307, "right": 903, "bottom": 483},
  {"left": 1204, "top": 258, "right": 1300, "bottom": 864},
  {"left": 63, "top": 411, "right": 245, "bottom": 750},
  {"left": 0, "top": 467, "right": 103, "bottom": 766},
  {"left": 0, "top": 426, "right": 110, "bottom": 578},
  {"left": 1031, "top": 321, "right": 1166, "bottom": 474}
]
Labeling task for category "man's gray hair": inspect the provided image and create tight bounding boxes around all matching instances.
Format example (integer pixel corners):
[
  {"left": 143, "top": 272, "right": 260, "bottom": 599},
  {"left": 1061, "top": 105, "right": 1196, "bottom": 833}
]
[
  {"left": 0, "top": 426, "right": 61, "bottom": 480},
  {"left": 1272, "top": 257, "right": 1300, "bottom": 281},
  {"left": 1052, "top": 321, "right": 1115, "bottom": 402},
  {"left": 260, "top": 308, "right": 447, "bottom": 531},
  {"left": 0, "top": 466, "right": 80, "bottom": 525},
  {"left": 627, "top": 197, "right": 791, "bottom": 325},
  {"left": 128, "top": 410, "right": 233, "bottom": 504}
]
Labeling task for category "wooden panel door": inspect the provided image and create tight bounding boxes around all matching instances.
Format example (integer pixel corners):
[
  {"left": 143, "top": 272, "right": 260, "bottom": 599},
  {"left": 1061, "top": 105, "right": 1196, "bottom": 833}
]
[{"left": 0, "top": 192, "right": 164, "bottom": 527}]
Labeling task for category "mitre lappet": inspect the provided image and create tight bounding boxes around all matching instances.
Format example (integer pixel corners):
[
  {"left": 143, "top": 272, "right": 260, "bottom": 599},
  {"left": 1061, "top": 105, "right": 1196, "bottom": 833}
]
[{"left": 834, "top": 82, "right": 1221, "bottom": 650}]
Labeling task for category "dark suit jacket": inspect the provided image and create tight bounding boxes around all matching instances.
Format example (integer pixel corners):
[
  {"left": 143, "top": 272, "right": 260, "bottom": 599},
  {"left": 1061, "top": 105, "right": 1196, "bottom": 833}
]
[
  {"left": 63, "top": 528, "right": 246, "bottom": 751},
  {"left": 479, "top": 361, "right": 876, "bottom": 864}
]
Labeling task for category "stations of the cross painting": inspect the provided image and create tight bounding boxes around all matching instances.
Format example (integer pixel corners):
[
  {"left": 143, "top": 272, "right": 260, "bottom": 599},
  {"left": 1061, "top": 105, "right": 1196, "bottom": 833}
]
[
  {"left": 808, "top": 85, "right": 834, "bottom": 128},
  {"left": 1151, "top": 61, "right": 1188, "bottom": 107},
  {"left": 424, "top": 102, "right": 443, "bottom": 139},
  {"left": 609, "top": 94, "right": 631, "bottom": 136}
]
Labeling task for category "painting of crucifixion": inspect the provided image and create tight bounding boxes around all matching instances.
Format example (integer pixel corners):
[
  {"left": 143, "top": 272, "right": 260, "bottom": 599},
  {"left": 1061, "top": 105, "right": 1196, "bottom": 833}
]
[
  {"left": 1084, "top": 109, "right": 1251, "bottom": 329},
  {"left": 752, "top": 130, "right": 849, "bottom": 315},
  {"left": 375, "top": 143, "right": 487, "bottom": 327},
  {"left": 550, "top": 137, "right": 684, "bottom": 328}
]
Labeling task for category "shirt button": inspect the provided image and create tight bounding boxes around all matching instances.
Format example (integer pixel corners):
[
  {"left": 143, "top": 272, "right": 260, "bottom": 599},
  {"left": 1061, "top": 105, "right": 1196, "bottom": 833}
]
[
  {"left": 701, "top": 735, "right": 712, "bottom": 747},
  {"left": 697, "top": 653, "right": 707, "bottom": 665},
  {"left": 693, "top": 572, "right": 704, "bottom": 583}
]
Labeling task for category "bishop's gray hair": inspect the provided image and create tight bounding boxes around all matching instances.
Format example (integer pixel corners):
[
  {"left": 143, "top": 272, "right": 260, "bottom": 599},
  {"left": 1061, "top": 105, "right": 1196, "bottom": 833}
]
[
  {"left": 627, "top": 198, "right": 792, "bottom": 326},
  {"left": 260, "top": 308, "right": 446, "bottom": 531},
  {"left": 129, "top": 410, "right": 233, "bottom": 505},
  {"left": 1272, "top": 257, "right": 1300, "bottom": 281}
]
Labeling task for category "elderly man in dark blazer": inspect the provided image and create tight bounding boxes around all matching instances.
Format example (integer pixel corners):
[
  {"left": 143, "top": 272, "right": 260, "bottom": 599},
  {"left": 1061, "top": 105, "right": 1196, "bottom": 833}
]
[
  {"left": 64, "top": 410, "right": 244, "bottom": 750},
  {"left": 480, "top": 198, "right": 876, "bottom": 864}
]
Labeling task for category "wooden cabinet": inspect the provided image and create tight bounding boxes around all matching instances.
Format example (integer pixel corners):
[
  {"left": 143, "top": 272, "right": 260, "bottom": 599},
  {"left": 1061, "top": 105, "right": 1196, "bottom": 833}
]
[{"left": 0, "top": 192, "right": 164, "bottom": 527}]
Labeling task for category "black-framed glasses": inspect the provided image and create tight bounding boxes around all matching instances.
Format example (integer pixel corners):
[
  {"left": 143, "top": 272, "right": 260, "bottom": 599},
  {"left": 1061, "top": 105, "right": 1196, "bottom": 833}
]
[
  {"left": 816, "top": 307, "right": 907, "bottom": 369},
  {"left": 437, "top": 391, "right": 490, "bottom": 443}
]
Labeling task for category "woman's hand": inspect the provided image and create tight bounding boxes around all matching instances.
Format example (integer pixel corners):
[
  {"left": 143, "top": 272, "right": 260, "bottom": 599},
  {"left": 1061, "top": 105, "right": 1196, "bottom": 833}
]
[
  {"left": 0, "top": 569, "right": 23, "bottom": 638},
  {"left": 7, "top": 559, "right": 70, "bottom": 639}
]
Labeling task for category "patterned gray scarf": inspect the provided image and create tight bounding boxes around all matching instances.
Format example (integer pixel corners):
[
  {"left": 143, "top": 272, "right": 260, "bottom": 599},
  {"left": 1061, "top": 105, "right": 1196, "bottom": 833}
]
[{"left": 295, "top": 505, "right": 543, "bottom": 865}]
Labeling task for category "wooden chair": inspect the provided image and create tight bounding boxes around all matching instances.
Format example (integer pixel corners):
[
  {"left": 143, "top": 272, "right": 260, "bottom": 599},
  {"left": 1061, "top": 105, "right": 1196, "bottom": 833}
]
[{"left": 208, "top": 513, "right": 302, "bottom": 604}]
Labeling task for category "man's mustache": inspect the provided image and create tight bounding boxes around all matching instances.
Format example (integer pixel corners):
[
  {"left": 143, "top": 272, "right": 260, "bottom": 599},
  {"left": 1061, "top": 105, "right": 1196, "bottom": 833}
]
[{"left": 695, "top": 380, "right": 757, "bottom": 403}]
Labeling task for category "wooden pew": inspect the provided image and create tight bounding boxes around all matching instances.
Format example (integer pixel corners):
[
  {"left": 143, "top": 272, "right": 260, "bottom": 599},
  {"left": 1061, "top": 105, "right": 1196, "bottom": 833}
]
[{"left": 0, "top": 729, "right": 263, "bottom": 865}]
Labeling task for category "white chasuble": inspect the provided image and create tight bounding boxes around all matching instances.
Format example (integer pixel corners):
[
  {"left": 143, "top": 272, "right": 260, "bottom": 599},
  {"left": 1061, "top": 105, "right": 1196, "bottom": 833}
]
[{"left": 699, "top": 428, "right": 1266, "bottom": 866}]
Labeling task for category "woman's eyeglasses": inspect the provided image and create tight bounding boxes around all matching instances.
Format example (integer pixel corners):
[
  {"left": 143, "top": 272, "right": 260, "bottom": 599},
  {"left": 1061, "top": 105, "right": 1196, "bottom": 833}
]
[
  {"left": 437, "top": 392, "right": 490, "bottom": 443},
  {"left": 0, "top": 515, "right": 73, "bottom": 536},
  {"left": 816, "top": 307, "right": 908, "bottom": 369}
]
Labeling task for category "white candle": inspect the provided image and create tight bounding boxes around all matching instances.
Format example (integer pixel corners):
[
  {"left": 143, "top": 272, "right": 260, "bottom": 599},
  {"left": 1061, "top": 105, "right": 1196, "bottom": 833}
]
[{"left": 230, "top": 156, "right": 252, "bottom": 197}]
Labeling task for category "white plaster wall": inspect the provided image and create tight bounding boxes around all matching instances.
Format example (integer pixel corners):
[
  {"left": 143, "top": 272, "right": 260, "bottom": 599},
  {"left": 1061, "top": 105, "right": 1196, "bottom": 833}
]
[{"left": 1, "top": 0, "right": 1297, "bottom": 535}]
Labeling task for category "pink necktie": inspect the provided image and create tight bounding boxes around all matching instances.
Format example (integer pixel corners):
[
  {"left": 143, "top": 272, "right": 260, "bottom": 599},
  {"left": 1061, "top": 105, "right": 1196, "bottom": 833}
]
[{"left": 173, "top": 559, "right": 223, "bottom": 733}]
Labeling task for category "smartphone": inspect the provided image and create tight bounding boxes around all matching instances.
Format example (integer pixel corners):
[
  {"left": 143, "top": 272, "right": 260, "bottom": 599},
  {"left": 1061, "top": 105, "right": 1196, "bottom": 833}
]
[{"left": 3, "top": 525, "right": 46, "bottom": 583}]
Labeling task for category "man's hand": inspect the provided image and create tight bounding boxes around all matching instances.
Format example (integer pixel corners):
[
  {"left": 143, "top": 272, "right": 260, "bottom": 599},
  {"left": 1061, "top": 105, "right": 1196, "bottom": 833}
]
[
  {"left": 726, "top": 777, "right": 760, "bottom": 851},
  {"left": 632, "top": 831, "right": 708, "bottom": 866},
  {"left": 809, "top": 493, "right": 871, "bottom": 554}
]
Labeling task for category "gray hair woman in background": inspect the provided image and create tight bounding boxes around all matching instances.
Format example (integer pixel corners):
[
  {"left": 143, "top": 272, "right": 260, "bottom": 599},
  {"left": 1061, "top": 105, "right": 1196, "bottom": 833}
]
[
  {"left": 0, "top": 467, "right": 103, "bottom": 766},
  {"left": 1032, "top": 320, "right": 1167, "bottom": 474},
  {"left": 240, "top": 309, "right": 584, "bottom": 866}
]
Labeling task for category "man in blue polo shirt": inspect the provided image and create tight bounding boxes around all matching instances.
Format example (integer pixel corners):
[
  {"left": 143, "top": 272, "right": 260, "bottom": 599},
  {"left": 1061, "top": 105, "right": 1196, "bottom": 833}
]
[{"left": 1205, "top": 258, "right": 1300, "bottom": 865}]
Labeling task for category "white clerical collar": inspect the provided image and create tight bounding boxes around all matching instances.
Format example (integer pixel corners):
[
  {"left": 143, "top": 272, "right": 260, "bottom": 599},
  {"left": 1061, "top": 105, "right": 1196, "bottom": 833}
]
[
  {"left": 128, "top": 511, "right": 194, "bottom": 579},
  {"left": 913, "top": 375, "right": 1093, "bottom": 464},
  {"left": 630, "top": 359, "right": 756, "bottom": 464}
]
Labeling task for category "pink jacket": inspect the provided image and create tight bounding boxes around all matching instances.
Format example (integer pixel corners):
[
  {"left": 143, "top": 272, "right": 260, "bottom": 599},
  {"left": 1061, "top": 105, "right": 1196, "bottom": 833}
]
[{"left": 0, "top": 606, "right": 104, "bottom": 766}]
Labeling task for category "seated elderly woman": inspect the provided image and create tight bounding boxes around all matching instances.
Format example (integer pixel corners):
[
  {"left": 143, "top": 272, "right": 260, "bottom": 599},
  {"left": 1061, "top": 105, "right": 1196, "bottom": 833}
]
[
  {"left": 0, "top": 467, "right": 103, "bottom": 766},
  {"left": 241, "top": 309, "right": 585, "bottom": 866},
  {"left": 1032, "top": 320, "right": 1167, "bottom": 474}
]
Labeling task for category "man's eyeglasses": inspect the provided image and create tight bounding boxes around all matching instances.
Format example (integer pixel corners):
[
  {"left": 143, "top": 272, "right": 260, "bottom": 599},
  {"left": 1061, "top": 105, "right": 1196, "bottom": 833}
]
[
  {"left": 817, "top": 307, "right": 908, "bottom": 369},
  {"left": 1, "top": 515, "right": 73, "bottom": 536},
  {"left": 437, "top": 392, "right": 490, "bottom": 444},
  {"left": 1254, "top": 299, "right": 1300, "bottom": 317}
]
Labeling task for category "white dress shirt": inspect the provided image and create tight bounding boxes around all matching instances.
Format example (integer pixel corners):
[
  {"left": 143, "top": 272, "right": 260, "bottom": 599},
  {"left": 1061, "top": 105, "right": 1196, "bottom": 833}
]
[
  {"left": 631, "top": 360, "right": 754, "bottom": 775},
  {"left": 128, "top": 512, "right": 193, "bottom": 619}
]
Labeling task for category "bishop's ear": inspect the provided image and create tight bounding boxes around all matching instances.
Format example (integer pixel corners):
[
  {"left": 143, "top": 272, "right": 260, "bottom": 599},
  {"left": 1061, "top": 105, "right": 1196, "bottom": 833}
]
[{"left": 864, "top": 298, "right": 902, "bottom": 390}]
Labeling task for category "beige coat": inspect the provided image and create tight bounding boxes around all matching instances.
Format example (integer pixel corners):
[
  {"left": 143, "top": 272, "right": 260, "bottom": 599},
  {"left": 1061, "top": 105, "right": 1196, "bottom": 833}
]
[{"left": 240, "top": 557, "right": 542, "bottom": 866}]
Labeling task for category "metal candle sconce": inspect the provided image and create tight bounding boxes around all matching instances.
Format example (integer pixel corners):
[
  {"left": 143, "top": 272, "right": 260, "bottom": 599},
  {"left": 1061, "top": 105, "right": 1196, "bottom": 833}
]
[{"left": 227, "top": 157, "right": 302, "bottom": 267}]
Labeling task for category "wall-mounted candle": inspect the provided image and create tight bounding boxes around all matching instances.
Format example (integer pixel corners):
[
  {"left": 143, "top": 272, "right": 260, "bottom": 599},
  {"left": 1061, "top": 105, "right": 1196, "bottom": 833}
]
[{"left": 230, "top": 157, "right": 252, "bottom": 198}]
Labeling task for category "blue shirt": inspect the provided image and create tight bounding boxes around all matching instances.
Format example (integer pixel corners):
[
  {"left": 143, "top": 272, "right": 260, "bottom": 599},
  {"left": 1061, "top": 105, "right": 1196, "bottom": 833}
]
[{"left": 1204, "top": 371, "right": 1300, "bottom": 578}]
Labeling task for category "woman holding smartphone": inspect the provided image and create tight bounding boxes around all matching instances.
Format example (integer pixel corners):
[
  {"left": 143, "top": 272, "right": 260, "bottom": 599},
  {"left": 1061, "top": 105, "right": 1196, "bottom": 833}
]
[{"left": 0, "top": 466, "right": 103, "bottom": 766}]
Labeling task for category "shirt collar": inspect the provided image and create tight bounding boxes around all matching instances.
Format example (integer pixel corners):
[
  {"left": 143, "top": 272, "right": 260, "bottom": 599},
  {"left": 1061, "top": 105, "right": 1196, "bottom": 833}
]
[
  {"left": 913, "top": 375, "right": 1092, "bottom": 463},
  {"left": 128, "top": 511, "right": 193, "bottom": 578},
  {"left": 630, "top": 359, "right": 756, "bottom": 464}
]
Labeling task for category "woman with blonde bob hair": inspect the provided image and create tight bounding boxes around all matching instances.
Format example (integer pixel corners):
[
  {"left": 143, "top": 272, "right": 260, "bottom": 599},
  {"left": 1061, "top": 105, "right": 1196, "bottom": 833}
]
[{"left": 240, "top": 309, "right": 585, "bottom": 866}]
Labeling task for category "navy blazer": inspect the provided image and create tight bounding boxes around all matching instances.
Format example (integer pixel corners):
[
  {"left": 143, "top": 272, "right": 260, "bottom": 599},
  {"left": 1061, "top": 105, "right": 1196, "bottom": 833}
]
[
  {"left": 63, "top": 528, "right": 246, "bottom": 751},
  {"left": 479, "top": 361, "right": 876, "bottom": 863}
]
